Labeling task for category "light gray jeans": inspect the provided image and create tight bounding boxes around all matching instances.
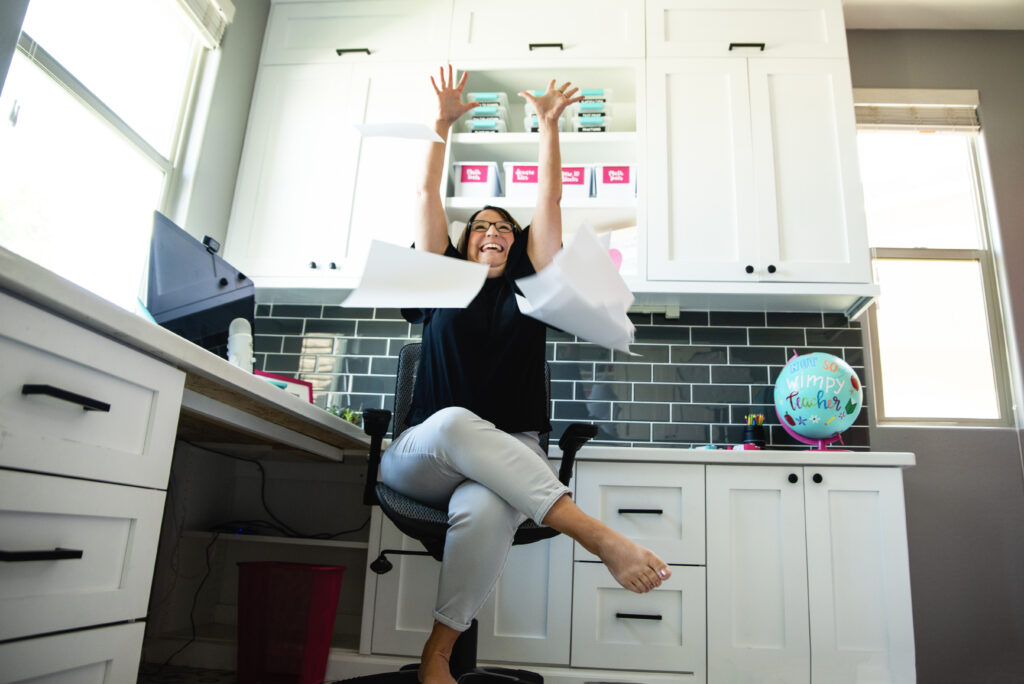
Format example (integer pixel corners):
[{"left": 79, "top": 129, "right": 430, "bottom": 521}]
[{"left": 380, "top": 406, "right": 570, "bottom": 632}]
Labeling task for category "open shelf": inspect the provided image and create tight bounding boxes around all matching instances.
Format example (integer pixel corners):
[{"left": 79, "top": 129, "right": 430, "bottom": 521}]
[{"left": 183, "top": 530, "right": 369, "bottom": 550}]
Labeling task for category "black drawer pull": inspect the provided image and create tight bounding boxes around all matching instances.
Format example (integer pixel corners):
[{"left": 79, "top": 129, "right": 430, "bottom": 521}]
[
  {"left": 729, "top": 42, "right": 766, "bottom": 51},
  {"left": 22, "top": 384, "right": 111, "bottom": 412},
  {"left": 336, "top": 48, "right": 371, "bottom": 56},
  {"left": 618, "top": 508, "right": 663, "bottom": 515},
  {"left": 529, "top": 42, "right": 564, "bottom": 51},
  {"left": 616, "top": 612, "right": 663, "bottom": 621},
  {"left": 1, "top": 547, "right": 84, "bottom": 562}
]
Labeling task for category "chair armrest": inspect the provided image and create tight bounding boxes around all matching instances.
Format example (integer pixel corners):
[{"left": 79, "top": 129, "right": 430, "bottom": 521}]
[
  {"left": 362, "top": 408, "right": 392, "bottom": 506},
  {"left": 556, "top": 423, "right": 598, "bottom": 485}
]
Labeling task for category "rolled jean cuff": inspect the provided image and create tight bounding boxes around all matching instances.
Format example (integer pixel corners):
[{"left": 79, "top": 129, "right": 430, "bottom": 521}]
[
  {"left": 532, "top": 484, "right": 570, "bottom": 525},
  {"left": 434, "top": 609, "right": 472, "bottom": 632}
]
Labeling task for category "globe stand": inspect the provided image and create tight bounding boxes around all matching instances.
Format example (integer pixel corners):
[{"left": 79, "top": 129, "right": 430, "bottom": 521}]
[{"left": 774, "top": 407, "right": 848, "bottom": 451}]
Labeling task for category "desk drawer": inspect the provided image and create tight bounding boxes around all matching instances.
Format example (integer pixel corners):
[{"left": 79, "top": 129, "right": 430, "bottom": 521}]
[
  {"left": 0, "top": 292, "right": 184, "bottom": 489},
  {"left": 0, "top": 621, "right": 144, "bottom": 683},
  {"left": 571, "top": 562, "right": 706, "bottom": 675},
  {"left": 575, "top": 461, "right": 705, "bottom": 564},
  {"left": 0, "top": 470, "right": 165, "bottom": 642}
]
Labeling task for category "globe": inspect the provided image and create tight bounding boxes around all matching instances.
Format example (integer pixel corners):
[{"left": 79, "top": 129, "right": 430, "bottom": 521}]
[{"left": 773, "top": 351, "right": 863, "bottom": 445}]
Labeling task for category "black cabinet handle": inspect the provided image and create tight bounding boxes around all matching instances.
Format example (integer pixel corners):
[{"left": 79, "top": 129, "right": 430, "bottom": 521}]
[
  {"left": 529, "top": 42, "right": 564, "bottom": 51},
  {"left": 1, "top": 547, "right": 84, "bottom": 562},
  {"left": 329, "top": 262, "right": 338, "bottom": 270},
  {"left": 309, "top": 261, "right": 318, "bottom": 269},
  {"left": 616, "top": 612, "right": 663, "bottom": 620},
  {"left": 767, "top": 264, "right": 777, "bottom": 274},
  {"left": 22, "top": 385, "right": 110, "bottom": 412},
  {"left": 745, "top": 265, "right": 754, "bottom": 274},
  {"left": 729, "top": 42, "right": 766, "bottom": 51},
  {"left": 618, "top": 508, "right": 664, "bottom": 515},
  {"left": 336, "top": 48, "right": 371, "bottom": 56},
  {"left": 813, "top": 473, "right": 823, "bottom": 484},
  {"left": 788, "top": 473, "right": 799, "bottom": 484}
]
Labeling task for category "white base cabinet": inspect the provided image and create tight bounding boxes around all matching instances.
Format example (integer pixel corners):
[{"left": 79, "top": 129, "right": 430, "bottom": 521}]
[{"left": 706, "top": 465, "right": 916, "bottom": 684}]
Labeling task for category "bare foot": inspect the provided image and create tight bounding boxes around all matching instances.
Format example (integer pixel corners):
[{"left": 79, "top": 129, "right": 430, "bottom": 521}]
[
  {"left": 418, "top": 650, "right": 456, "bottom": 684},
  {"left": 594, "top": 528, "right": 671, "bottom": 593}
]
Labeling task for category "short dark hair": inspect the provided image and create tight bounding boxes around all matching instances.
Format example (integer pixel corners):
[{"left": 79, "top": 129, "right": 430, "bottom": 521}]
[{"left": 456, "top": 205, "right": 523, "bottom": 257}]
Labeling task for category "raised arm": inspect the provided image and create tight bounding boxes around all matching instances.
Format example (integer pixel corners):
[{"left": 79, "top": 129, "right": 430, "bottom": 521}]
[
  {"left": 415, "top": 66, "right": 478, "bottom": 255},
  {"left": 519, "top": 80, "right": 584, "bottom": 270}
]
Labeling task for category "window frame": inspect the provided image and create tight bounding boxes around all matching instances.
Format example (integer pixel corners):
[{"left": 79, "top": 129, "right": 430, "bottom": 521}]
[
  {"left": 14, "top": 24, "right": 208, "bottom": 217},
  {"left": 861, "top": 130, "right": 1015, "bottom": 428}
]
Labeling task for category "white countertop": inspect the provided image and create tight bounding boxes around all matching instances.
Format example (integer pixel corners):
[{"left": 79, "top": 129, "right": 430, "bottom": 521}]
[
  {"left": 0, "top": 247, "right": 369, "bottom": 452},
  {"left": 569, "top": 445, "right": 914, "bottom": 467}
]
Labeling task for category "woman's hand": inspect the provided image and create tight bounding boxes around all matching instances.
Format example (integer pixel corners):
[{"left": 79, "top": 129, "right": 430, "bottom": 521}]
[
  {"left": 431, "top": 65, "right": 478, "bottom": 126},
  {"left": 519, "top": 79, "right": 585, "bottom": 125}
]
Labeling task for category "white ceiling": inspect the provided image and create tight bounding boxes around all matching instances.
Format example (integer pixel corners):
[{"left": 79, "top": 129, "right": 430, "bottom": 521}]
[{"left": 844, "top": 0, "right": 1024, "bottom": 30}]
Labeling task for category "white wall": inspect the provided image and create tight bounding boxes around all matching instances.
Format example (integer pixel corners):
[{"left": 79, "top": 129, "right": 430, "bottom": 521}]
[{"left": 848, "top": 30, "right": 1024, "bottom": 684}]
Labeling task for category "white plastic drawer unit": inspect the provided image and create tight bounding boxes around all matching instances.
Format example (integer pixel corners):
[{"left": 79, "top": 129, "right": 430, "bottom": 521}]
[
  {"left": 0, "top": 621, "right": 145, "bottom": 684},
  {"left": 0, "top": 470, "right": 165, "bottom": 642},
  {"left": 0, "top": 292, "right": 184, "bottom": 489},
  {"left": 574, "top": 461, "right": 705, "bottom": 565},
  {"left": 262, "top": 0, "right": 452, "bottom": 64},
  {"left": 572, "top": 562, "right": 706, "bottom": 676},
  {"left": 646, "top": 0, "right": 848, "bottom": 58}
]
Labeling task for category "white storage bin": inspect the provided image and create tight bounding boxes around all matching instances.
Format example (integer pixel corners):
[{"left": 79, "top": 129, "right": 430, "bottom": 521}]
[
  {"left": 453, "top": 161, "right": 502, "bottom": 197},
  {"left": 573, "top": 100, "right": 607, "bottom": 116},
  {"left": 467, "top": 91, "right": 509, "bottom": 109},
  {"left": 503, "top": 162, "right": 539, "bottom": 200},
  {"left": 561, "top": 164, "right": 593, "bottom": 199},
  {"left": 595, "top": 163, "right": 635, "bottom": 200},
  {"left": 572, "top": 114, "right": 613, "bottom": 132},
  {"left": 465, "top": 118, "right": 508, "bottom": 133},
  {"left": 522, "top": 114, "right": 568, "bottom": 133},
  {"left": 580, "top": 87, "right": 612, "bottom": 102}
]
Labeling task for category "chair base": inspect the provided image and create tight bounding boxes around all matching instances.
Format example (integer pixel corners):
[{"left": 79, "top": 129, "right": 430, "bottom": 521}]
[{"left": 337, "top": 665, "right": 542, "bottom": 684}]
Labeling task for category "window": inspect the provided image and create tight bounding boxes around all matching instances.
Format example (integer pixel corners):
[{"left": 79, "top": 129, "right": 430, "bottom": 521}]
[
  {"left": 0, "top": 0, "right": 233, "bottom": 311},
  {"left": 855, "top": 90, "right": 1013, "bottom": 426}
]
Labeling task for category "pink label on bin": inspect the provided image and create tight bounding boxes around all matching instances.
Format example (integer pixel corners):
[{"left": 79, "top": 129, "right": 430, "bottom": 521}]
[
  {"left": 562, "top": 167, "right": 585, "bottom": 185},
  {"left": 511, "top": 165, "right": 538, "bottom": 184},
  {"left": 603, "top": 166, "right": 630, "bottom": 184},
  {"left": 460, "top": 165, "right": 489, "bottom": 183}
]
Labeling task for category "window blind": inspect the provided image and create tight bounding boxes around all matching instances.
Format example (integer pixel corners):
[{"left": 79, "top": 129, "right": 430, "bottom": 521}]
[
  {"left": 177, "top": 0, "right": 236, "bottom": 49},
  {"left": 853, "top": 88, "right": 980, "bottom": 132}
]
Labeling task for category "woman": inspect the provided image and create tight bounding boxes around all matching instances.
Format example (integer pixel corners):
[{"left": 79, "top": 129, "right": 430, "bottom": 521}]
[{"left": 381, "top": 66, "right": 670, "bottom": 684}]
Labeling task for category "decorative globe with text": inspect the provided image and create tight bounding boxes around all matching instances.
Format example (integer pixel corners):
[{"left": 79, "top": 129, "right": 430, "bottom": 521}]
[{"left": 773, "top": 351, "right": 863, "bottom": 444}]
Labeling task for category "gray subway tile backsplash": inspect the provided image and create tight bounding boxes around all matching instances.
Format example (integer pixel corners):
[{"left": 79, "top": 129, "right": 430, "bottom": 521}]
[{"left": 254, "top": 304, "right": 870, "bottom": 450}]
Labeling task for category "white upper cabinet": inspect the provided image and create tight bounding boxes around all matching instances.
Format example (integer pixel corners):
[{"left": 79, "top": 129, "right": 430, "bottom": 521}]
[
  {"left": 262, "top": 0, "right": 452, "bottom": 64},
  {"left": 647, "top": 0, "right": 848, "bottom": 58},
  {"left": 646, "top": 57, "right": 870, "bottom": 284},
  {"left": 449, "top": 0, "right": 645, "bottom": 60}
]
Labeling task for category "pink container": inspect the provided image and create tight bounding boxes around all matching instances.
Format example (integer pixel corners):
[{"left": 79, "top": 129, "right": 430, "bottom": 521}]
[{"left": 237, "top": 562, "right": 345, "bottom": 684}]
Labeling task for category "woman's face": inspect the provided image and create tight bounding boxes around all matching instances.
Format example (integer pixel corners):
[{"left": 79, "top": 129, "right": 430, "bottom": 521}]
[{"left": 466, "top": 209, "right": 516, "bottom": 277}]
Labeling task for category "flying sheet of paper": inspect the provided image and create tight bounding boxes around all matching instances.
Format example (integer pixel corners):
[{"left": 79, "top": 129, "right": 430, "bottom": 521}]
[
  {"left": 341, "top": 241, "right": 488, "bottom": 308},
  {"left": 353, "top": 122, "right": 444, "bottom": 143},
  {"left": 515, "top": 224, "right": 637, "bottom": 354}
]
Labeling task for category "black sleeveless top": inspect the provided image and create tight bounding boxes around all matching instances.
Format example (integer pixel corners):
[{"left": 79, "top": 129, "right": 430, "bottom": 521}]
[{"left": 401, "top": 227, "right": 550, "bottom": 434}]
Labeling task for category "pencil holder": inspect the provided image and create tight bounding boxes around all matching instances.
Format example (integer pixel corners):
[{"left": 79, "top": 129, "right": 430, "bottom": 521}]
[{"left": 742, "top": 424, "right": 766, "bottom": 448}]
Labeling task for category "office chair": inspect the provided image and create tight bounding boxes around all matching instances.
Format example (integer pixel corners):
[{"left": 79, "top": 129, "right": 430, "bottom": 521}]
[{"left": 348, "top": 343, "right": 598, "bottom": 684}]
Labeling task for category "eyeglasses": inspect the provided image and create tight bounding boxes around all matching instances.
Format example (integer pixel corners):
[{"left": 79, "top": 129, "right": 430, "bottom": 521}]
[{"left": 468, "top": 219, "right": 515, "bottom": 234}]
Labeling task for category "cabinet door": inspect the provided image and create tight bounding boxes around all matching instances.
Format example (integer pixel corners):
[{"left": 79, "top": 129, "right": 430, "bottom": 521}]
[
  {"left": 803, "top": 467, "right": 916, "bottom": 684},
  {"left": 262, "top": 0, "right": 451, "bottom": 65},
  {"left": 0, "top": 621, "right": 145, "bottom": 684},
  {"left": 450, "top": 0, "right": 645, "bottom": 60},
  {"left": 646, "top": 0, "right": 847, "bottom": 59},
  {"left": 748, "top": 59, "right": 870, "bottom": 283},
  {"left": 345, "top": 63, "right": 441, "bottom": 274},
  {"left": 706, "top": 465, "right": 811, "bottom": 684},
  {"left": 646, "top": 59, "right": 757, "bottom": 282},
  {"left": 371, "top": 517, "right": 572, "bottom": 665},
  {"left": 224, "top": 63, "right": 365, "bottom": 281}
]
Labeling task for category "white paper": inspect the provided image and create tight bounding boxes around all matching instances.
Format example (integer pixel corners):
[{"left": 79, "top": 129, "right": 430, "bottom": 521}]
[
  {"left": 515, "top": 224, "right": 637, "bottom": 354},
  {"left": 341, "top": 241, "right": 488, "bottom": 308},
  {"left": 353, "top": 122, "right": 443, "bottom": 143}
]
